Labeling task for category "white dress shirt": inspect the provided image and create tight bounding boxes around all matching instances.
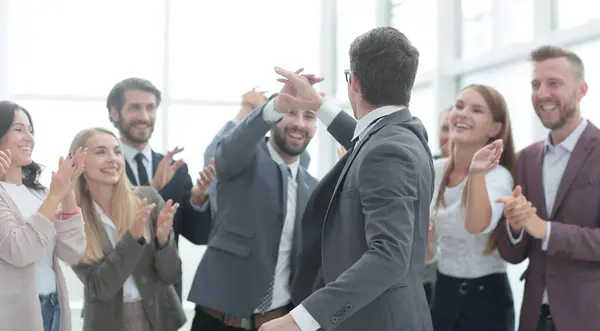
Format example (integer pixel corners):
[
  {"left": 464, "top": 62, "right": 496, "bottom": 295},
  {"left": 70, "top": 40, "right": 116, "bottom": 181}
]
[
  {"left": 429, "top": 158, "right": 513, "bottom": 278},
  {"left": 1, "top": 182, "right": 57, "bottom": 295},
  {"left": 276, "top": 99, "right": 405, "bottom": 331},
  {"left": 121, "top": 143, "right": 153, "bottom": 185},
  {"left": 94, "top": 203, "right": 143, "bottom": 302},
  {"left": 507, "top": 119, "right": 588, "bottom": 305}
]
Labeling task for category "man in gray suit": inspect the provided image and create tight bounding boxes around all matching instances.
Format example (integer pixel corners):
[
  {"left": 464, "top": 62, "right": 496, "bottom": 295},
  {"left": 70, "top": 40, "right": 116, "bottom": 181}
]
[
  {"left": 188, "top": 75, "right": 345, "bottom": 331},
  {"left": 260, "top": 26, "right": 435, "bottom": 331}
]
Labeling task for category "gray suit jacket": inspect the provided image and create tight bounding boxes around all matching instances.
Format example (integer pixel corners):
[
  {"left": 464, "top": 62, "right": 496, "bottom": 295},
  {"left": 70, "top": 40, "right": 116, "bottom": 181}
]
[
  {"left": 188, "top": 98, "right": 324, "bottom": 318},
  {"left": 293, "top": 109, "right": 435, "bottom": 331},
  {"left": 202, "top": 119, "right": 312, "bottom": 218},
  {"left": 72, "top": 187, "right": 186, "bottom": 331}
]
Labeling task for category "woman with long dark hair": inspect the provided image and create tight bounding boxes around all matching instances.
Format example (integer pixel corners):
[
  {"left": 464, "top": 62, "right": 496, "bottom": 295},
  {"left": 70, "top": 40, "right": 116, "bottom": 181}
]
[
  {"left": 0, "top": 101, "right": 87, "bottom": 331},
  {"left": 428, "top": 85, "right": 517, "bottom": 331}
]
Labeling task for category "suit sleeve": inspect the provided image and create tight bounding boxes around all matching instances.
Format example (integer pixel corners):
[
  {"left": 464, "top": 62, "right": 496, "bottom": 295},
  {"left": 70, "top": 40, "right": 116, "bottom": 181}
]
[
  {"left": 215, "top": 94, "right": 279, "bottom": 181},
  {"left": 546, "top": 222, "right": 600, "bottom": 262},
  {"left": 71, "top": 233, "right": 146, "bottom": 301},
  {"left": 300, "top": 143, "right": 419, "bottom": 330},
  {"left": 320, "top": 100, "right": 357, "bottom": 150}
]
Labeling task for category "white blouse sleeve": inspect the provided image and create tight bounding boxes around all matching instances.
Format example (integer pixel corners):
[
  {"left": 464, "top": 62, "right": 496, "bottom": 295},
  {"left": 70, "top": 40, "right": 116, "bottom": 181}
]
[{"left": 481, "top": 165, "right": 514, "bottom": 234}]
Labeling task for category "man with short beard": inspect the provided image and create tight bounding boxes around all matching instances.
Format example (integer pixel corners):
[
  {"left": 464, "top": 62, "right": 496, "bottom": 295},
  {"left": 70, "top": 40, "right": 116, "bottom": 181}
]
[
  {"left": 496, "top": 45, "right": 600, "bottom": 331},
  {"left": 186, "top": 72, "right": 347, "bottom": 331},
  {"left": 106, "top": 78, "right": 214, "bottom": 300}
]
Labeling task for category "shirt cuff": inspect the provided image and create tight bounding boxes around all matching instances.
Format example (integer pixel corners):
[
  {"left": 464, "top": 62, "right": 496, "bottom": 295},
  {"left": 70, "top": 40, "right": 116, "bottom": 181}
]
[
  {"left": 262, "top": 98, "right": 285, "bottom": 123},
  {"left": 507, "top": 220, "right": 525, "bottom": 244},
  {"left": 290, "top": 304, "right": 321, "bottom": 331},
  {"left": 541, "top": 221, "right": 551, "bottom": 251},
  {"left": 189, "top": 198, "right": 209, "bottom": 212},
  {"left": 316, "top": 98, "right": 343, "bottom": 127}
]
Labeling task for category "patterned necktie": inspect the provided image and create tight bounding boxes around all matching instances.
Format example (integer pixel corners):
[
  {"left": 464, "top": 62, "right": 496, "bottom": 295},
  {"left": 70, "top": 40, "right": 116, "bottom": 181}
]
[{"left": 256, "top": 166, "right": 293, "bottom": 313}]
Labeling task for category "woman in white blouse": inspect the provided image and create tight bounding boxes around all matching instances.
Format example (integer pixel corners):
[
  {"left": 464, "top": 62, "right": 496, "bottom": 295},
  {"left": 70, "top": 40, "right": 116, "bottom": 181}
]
[
  {"left": 427, "top": 85, "right": 517, "bottom": 331},
  {"left": 0, "top": 101, "right": 87, "bottom": 331}
]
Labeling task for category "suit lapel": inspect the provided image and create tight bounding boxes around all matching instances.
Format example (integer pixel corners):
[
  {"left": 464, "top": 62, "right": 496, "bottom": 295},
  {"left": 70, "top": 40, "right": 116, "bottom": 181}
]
[
  {"left": 291, "top": 169, "right": 310, "bottom": 275},
  {"left": 151, "top": 151, "right": 162, "bottom": 176},
  {"left": 529, "top": 144, "right": 549, "bottom": 220},
  {"left": 125, "top": 162, "right": 137, "bottom": 186},
  {"left": 550, "top": 131, "right": 597, "bottom": 219}
]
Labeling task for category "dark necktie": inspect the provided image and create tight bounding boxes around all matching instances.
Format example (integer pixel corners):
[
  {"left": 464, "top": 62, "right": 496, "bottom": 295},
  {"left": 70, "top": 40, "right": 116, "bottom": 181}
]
[{"left": 134, "top": 153, "right": 150, "bottom": 186}]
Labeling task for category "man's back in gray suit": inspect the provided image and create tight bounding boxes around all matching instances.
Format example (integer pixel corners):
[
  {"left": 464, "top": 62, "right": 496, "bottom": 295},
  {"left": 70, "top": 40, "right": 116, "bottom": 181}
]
[{"left": 263, "top": 27, "right": 435, "bottom": 331}]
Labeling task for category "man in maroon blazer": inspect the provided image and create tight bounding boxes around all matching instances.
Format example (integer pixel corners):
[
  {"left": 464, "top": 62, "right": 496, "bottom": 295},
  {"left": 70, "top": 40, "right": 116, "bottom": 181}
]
[{"left": 496, "top": 45, "right": 600, "bottom": 331}]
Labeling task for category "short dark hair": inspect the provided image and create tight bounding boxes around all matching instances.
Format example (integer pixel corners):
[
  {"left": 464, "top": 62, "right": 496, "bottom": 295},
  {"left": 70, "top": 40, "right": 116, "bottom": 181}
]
[
  {"left": 349, "top": 26, "right": 419, "bottom": 107},
  {"left": 106, "top": 78, "right": 162, "bottom": 119},
  {"left": 529, "top": 45, "right": 585, "bottom": 80},
  {"left": 0, "top": 101, "right": 44, "bottom": 192}
]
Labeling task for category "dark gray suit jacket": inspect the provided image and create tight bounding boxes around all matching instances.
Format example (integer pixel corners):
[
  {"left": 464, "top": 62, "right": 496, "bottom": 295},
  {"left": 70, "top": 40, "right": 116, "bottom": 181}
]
[
  {"left": 72, "top": 187, "right": 186, "bottom": 331},
  {"left": 292, "top": 109, "right": 435, "bottom": 331},
  {"left": 187, "top": 99, "right": 326, "bottom": 318}
]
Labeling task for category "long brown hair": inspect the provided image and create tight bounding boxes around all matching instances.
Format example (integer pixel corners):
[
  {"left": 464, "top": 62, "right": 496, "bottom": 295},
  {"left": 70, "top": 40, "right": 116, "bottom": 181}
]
[
  {"left": 69, "top": 128, "right": 150, "bottom": 264},
  {"left": 433, "top": 84, "right": 517, "bottom": 254}
]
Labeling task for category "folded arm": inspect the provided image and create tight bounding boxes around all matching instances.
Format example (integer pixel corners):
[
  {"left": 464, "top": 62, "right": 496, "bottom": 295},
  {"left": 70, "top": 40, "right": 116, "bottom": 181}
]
[
  {"left": 293, "top": 143, "right": 419, "bottom": 330},
  {"left": 54, "top": 212, "right": 86, "bottom": 265},
  {"left": 72, "top": 233, "right": 146, "bottom": 301},
  {"left": 0, "top": 195, "right": 57, "bottom": 267}
]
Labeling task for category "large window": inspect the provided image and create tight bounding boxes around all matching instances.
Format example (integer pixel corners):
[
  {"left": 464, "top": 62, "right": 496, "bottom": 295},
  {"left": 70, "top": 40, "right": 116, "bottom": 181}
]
[
  {"left": 461, "top": 0, "right": 533, "bottom": 58},
  {"left": 570, "top": 40, "right": 600, "bottom": 127},
  {"left": 554, "top": 0, "right": 600, "bottom": 30},
  {"left": 408, "top": 86, "right": 437, "bottom": 153},
  {"left": 168, "top": 0, "right": 321, "bottom": 102},
  {"left": 391, "top": 0, "right": 437, "bottom": 75},
  {"left": 7, "top": 0, "right": 165, "bottom": 97},
  {"left": 336, "top": 0, "right": 377, "bottom": 99}
]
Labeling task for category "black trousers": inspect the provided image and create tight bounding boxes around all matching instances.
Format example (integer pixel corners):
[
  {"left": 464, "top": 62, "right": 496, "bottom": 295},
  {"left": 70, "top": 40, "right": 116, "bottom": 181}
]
[
  {"left": 190, "top": 306, "right": 256, "bottom": 331},
  {"left": 537, "top": 305, "right": 557, "bottom": 331},
  {"left": 424, "top": 282, "right": 434, "bottom": 309},
  {"left": 431, "top": 272, "right": 515, "bottom": 331}
]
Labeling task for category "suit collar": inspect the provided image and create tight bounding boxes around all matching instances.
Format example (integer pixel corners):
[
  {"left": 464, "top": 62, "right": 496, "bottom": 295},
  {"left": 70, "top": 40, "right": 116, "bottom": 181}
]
[
  {"left": 352, "top": 105, "right": 405, "bottom": 142},
  {"left": 544, "top": 119, "right": 588, "bottom": 153}
]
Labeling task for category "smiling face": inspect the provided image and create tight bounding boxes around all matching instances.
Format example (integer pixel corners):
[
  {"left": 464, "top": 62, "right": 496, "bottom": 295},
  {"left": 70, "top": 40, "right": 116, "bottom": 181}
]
[
  {"left": 0, "top": 109, "right": 35, "bottom": 167},
  {"left": 110, "top": 89, "right": 157, "bottom": 146},
  {"left": 83, "top": 132, "right": 124, "bottom": 186},
  {"left": 270, "top": 109, "right": 317, "bottom": 157},
  {"left": 450, "top": 87, "right": 502, "bottom": 147},
  {"left": 531, "top": 57, "right": 586, "bottom": 131}
]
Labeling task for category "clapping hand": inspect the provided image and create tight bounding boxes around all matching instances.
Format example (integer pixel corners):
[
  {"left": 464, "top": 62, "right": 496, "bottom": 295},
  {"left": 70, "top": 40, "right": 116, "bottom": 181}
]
[
  {"left": 48, "top": 147, "right": 87, "bottom": 202},
  {"left": 273, "top": 67, "right": 325, "bottom": 113},
  {"left": 191, "top": 158, "right": 216, "bottom": 205},
  {"left": 0, "top": 149, "right": 11, "bottom": 180},
  {"left": 156, "top": 199, "right": 179, "bottom": 247},
  {"left": 130, "top": 198, "right": 156, "bottom": 241},
  {"left": 152, "top": 147, "right": 185, "bottom": 191},
  {"left": 496, "top": 186, "right": 547, "bottom": 239},
  {"left": 470, "top": 139, "right": 503, "bottom": 174}
]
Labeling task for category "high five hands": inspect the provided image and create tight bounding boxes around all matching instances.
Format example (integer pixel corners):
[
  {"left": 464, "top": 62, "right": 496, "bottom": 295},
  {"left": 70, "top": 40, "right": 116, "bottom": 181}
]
[
  {"left": 496, "top": 185, "right": 548, "bottom": 240},
  {"left": 273, "top": 67, "right": 325, "bottom": 113}
]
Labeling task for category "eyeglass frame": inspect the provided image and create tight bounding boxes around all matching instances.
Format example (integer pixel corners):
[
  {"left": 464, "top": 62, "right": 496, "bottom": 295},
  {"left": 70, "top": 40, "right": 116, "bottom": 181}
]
[{"left": 344, "top": 69, "right": 351, "bottom": 83}]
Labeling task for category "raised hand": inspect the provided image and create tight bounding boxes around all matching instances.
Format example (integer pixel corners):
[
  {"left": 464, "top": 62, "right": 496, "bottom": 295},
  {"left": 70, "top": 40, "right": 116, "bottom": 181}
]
[
  {"left": 242, "top": 88, "right": 268, "bottom": 109},
  {"left": 48, "top": 147, "right": 87, "bottom": 202},
  {"left": 191, "top": 158, "right": 216, "bottom": 205},
  {"left": 273, "top": 67, "right": 325, "bottom": 112},
  {"left": 470, "top": 139, "right": 503, "bottom": 174},
  {"left": 130, "top": 198, "right": 156, "bottom": 240},
  {"left": 0, "top": 149, "right": 11, "bottom": 180},
  {"left": 152, "top": 147, "right": 185, "bottom": 191},
  {"left": 156, "top": 199, "right": 180, "bottom": 246}
]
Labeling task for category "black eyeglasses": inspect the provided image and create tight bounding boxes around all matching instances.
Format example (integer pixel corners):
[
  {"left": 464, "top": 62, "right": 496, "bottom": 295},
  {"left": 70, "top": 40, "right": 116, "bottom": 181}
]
[{"left": 344, "top": 69, "right": 351, "bottom": 82}]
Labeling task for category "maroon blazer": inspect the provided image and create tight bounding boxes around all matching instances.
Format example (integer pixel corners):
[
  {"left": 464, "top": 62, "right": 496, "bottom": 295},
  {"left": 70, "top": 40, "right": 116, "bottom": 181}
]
[{"left": 496, "top": 122, "right": 600, "bottom": 331}]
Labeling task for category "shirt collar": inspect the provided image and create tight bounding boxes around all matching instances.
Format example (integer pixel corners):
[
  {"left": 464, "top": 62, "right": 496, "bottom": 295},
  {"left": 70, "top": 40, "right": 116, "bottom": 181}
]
[
  {"left": 544, "top": 119, "right": 588, "bottom": 153},
  {"left": 352, "top": 105, "right": 405, "bottom": 142},
  {"left": 121, "top": 141, "right": 152, "bottom": 165},
  {"left": 266, "top": 140, "right": 299, "bottom": 180}
]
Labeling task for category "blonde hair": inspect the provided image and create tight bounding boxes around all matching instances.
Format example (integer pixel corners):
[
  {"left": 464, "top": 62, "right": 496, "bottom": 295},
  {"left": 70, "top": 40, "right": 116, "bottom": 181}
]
[{"left": 69, "top": 128, "right": 150, "bottom": 264}]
